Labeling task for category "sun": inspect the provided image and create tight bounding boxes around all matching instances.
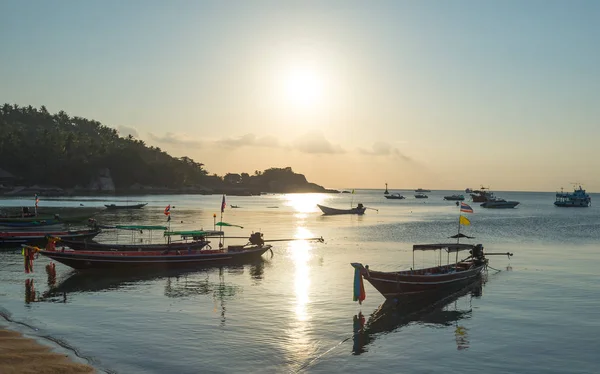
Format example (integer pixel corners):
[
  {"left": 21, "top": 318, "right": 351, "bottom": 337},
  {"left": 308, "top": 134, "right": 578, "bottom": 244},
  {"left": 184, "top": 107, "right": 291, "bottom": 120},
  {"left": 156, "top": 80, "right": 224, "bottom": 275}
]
[{"left": 283, "top": 66, "right": 325, "bottom": 108}]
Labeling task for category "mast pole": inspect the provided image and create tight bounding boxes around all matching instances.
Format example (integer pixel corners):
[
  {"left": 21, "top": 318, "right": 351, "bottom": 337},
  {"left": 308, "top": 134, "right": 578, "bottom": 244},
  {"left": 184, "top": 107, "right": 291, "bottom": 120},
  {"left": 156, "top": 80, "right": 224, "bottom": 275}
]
[{"left": 457, "top": 202, "right": 461, "bottom": 244}]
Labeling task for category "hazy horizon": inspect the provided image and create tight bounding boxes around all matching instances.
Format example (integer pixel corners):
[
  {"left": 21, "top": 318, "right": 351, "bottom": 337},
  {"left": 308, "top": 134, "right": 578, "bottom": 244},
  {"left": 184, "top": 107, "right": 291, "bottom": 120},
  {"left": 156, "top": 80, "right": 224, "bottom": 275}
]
[{"left": 2, "top": 1, "right": 599, "bottom": 192}]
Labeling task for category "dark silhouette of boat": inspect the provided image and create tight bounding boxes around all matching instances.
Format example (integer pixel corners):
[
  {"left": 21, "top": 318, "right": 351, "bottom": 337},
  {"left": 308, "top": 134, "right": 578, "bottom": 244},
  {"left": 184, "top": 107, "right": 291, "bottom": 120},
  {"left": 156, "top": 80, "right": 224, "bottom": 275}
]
[
  {"left": 444, "top": 194, "right": 465, "bottom": 201},
  {"left": 385, "top": 193, "right": 405, "bottom": 200},
  {"left": 0, "top": 228, "right": 100, "bottom": 247},
  {"left": 317, "top": 204, "right": 367, "bottom": 215},
  {"left": 104, "top": 203, "right": 148, "bottom": 210},
  {"left": 480, "top": 198, "right": 520, "bottom": 209}
]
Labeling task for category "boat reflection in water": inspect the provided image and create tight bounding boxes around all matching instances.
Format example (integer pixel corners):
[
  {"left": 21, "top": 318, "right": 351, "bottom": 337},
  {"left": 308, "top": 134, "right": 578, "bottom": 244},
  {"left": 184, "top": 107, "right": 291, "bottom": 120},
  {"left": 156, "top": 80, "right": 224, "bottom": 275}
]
[
  {"left": 352, "top": 279, "right": 484, "bottom": 355},
  {"left": 28, "top": 259, "right": 268, "bottom": 324}
]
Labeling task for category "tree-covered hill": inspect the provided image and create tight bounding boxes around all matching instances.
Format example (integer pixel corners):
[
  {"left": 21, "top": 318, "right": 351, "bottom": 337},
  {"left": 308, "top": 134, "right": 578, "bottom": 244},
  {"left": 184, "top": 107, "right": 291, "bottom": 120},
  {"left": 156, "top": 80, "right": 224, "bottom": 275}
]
[{"left": 0, "top": 104, "right": 336, "bottom": 194}]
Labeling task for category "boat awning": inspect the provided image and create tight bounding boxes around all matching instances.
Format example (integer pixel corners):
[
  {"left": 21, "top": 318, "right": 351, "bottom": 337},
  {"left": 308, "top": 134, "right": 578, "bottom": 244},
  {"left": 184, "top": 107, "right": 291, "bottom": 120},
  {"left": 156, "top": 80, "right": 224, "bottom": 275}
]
[
  {"left": 413, "top": 243, "right": 475, "bottom": 252},
  {"left": 115, "top": 225, "right": 168, "bottom": 231},
  {"left": 164, "top": 230, "right": 224, "bottom": 237}
]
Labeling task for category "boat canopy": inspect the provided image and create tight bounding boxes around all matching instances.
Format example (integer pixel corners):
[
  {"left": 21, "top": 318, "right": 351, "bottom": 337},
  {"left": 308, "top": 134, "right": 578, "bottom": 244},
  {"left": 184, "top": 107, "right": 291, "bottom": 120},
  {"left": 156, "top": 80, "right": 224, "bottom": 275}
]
[
  {"left": 115, "top": 225, "right": 168, "bottom": 231},
  {"left": 164, "top": 230, "right": 224, "bottom": 237},
  {"left": 413, "top": 243, "right": 475, "bottom": 252}
]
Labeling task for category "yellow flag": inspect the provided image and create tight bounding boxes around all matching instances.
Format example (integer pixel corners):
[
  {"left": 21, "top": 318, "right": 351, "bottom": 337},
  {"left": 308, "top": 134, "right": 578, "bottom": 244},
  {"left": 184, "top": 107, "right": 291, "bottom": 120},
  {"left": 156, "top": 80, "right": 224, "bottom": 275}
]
[
  {"left": 352, "top": 189, "right": 355, "bottom": 194},
  {"left": 459, "top": 215, "right": 471, "bottom": 226}
]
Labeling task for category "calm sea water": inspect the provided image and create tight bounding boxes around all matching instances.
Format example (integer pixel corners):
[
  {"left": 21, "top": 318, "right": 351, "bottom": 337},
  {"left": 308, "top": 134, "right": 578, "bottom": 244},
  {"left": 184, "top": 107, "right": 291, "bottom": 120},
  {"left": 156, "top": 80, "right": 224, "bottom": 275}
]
[{"left": 1, "top": 190, "right": 599, "bottom": 373}]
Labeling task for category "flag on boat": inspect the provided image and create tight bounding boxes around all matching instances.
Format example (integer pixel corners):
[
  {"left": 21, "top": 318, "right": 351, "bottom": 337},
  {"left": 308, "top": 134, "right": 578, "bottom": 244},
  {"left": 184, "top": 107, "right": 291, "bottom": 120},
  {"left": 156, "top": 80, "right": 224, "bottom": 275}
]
[
  {"left": 353, "top": 267, "right": 366, "bottom": 304},
  {"left": 35, "top": 194, "right": 39, "bottom": 208},
  {"left": 352, "top": 189, "right": 355, "bottom": 194},
  {"left": 460, "top": 202, "right": 473, "bottom": 213},
  {"left": 216, "top": 222, "right": 244, "bottom": 229},
  {"left": 164, "top": 205, "right": 171, "bottom": 216},
  {"left": 459, "top": 215, "right": 471, "bottom": 226},
  {"left": 221, "top": 194, "right": 226, "bottom": 213}
]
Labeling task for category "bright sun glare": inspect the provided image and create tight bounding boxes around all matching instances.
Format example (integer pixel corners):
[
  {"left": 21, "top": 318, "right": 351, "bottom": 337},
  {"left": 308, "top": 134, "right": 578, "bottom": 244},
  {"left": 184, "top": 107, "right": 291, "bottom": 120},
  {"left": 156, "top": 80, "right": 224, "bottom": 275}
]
[{"left": 284, "top": 66, "right": 324, "bottom": 108}]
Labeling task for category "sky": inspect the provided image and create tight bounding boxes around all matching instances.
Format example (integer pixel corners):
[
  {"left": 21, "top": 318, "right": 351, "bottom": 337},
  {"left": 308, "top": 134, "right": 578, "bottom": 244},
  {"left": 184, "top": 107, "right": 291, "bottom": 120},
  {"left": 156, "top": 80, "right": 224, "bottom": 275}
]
[{"left": 1, "top": 0, "right": 599, "bottom": 192}]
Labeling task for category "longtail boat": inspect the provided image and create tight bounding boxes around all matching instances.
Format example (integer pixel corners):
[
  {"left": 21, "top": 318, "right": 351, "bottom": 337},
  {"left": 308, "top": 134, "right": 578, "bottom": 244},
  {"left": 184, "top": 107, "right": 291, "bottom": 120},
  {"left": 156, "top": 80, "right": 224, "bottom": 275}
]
[
  {"left": 317, "top": 204, "right": 367, "bottom": 215},
  {"left": 23, "top": 231, "right": 325, "bottom": 271},
  {"left": 28, "top": 232, "right": 272, "bottom": 270},
  {"left": 352, "top": 202, "right": 512, "bottom": 302},
  {"left": 56, "top": 226, "right": 223, "bottom": 252},
  {"left": 0, "top": 221, "right": 64, "bottom": 229},
  {"left": 0, "top": 212, "right": 96, "bottom": 224},
  {"left": 104, "top": 203, "right": 147, "bottom": 210},
  {"left": 351, "top": 243, "right": 491, "bottom": 301},
  {"left": 1, "top": 228, "right": 100, "bottom": 246}
]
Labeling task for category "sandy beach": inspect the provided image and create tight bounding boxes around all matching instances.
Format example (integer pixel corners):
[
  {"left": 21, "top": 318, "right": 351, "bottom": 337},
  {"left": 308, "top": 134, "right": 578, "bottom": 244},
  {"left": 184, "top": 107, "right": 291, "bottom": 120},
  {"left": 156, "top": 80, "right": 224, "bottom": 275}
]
[{"left": 0, "top": 327, "right": 95, "bottom": 374}]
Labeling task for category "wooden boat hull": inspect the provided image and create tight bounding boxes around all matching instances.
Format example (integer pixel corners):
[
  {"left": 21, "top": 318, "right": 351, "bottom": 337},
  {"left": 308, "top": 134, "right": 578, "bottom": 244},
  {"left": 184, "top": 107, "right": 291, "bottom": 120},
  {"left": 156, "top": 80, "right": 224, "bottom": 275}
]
[
  {"left": 105, "top": 203, "right": 148, "bottom": 210},
  {"left": 58, "top": 238, "right": 211, "bottom": 252},
  {"left": 353, "top": 262, "right": 485, "bottom": 300},
  {"left": 39, "top": 245, "right": 272, "bottom": 270},
  {"left": 0, "top": 229, "right": 100, "bottom": 246},
  {"left": 317, "top": 204, "right": 366, "bottom": 215}
]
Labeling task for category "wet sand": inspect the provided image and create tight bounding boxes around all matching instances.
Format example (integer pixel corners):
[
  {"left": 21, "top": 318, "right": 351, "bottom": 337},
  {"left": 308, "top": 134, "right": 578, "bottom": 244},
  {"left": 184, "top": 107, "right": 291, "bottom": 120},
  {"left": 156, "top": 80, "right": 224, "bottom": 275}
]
[{"left": 0, "top": 328, "right": 95, "bottom": 374}]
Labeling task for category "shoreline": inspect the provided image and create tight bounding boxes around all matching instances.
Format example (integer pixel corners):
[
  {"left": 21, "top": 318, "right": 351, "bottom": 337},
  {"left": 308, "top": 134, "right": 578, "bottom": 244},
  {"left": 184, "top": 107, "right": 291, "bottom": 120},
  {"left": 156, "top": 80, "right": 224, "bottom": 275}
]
[{"left": 0, "top": 324, "right": 97, "bottom": 374}]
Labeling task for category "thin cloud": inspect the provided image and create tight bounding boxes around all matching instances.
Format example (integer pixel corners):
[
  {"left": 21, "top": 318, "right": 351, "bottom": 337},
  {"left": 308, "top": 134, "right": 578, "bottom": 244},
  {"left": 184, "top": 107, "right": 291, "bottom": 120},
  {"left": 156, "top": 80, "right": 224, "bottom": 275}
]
[
  {"left": 148, "top": 132, "right": 203, "bottom": 146},
  {"left": 217, "top": 133, "right": 280, "bottom": 149},
  {"left": 359, "top": 141, "right": 411, "bottom": 161},
  {"left": 117, "top": 125, "right": 139, "bottom": 138},
  {"left": 293, "top": 132, "right": 345, "bottom": 154}
]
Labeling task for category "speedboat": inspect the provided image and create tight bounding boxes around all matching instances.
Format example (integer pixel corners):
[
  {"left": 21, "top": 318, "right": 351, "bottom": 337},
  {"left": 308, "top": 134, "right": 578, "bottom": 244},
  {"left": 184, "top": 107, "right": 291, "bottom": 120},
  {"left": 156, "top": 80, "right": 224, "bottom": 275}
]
[
  {"left": 480, "top": 198, "right": 519, "bottom": 209},
  {"left": 385, "top": 193, "right": 405, "bottom": 200},
  {"left": 444, "top": 194, "right": 465, "bottom": 201},
  {"left": 414, "top": 193, "right": 428, "bottom": 199}
]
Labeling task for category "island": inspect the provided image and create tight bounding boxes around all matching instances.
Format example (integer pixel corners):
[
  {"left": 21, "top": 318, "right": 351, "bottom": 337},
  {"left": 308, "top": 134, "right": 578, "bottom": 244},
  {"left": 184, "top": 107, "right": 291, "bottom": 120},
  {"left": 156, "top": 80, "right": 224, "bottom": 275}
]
[{"left": 0, "top": 104, "right": 338, "bottom": 196}]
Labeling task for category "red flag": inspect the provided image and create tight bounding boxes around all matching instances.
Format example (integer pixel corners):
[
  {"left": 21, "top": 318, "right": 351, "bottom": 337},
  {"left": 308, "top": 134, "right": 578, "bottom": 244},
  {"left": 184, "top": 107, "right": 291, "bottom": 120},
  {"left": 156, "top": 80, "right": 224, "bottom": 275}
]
[
  {"left": 221, "top": 195, "right": 226, "bottom": 213},
  {"left": 164, "top": 205, "right": 171, "bottom": 216}
]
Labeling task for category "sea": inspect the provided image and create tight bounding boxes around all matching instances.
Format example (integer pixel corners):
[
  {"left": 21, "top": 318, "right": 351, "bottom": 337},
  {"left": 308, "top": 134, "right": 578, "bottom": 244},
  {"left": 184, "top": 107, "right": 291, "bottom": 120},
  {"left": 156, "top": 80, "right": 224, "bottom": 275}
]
[{"left": 1, "top": 189, "right": 599, "bottom": 374}]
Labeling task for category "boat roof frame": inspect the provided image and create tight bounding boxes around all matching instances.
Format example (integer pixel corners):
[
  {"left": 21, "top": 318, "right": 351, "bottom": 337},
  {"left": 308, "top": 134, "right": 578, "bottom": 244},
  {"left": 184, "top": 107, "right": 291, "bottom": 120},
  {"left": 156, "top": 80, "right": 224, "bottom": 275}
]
[{"left": 413, "top": 243, "right": 475, "bottom": 253}]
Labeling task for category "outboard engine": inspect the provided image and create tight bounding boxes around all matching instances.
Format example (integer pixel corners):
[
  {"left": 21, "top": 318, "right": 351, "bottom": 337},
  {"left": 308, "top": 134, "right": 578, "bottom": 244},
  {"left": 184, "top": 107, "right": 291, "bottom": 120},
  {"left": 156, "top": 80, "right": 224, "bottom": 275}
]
[
  {"left": 248, "top": 232, "right": 265, "bottom": 247},
  {"left": 472, "top": 244, "right": 486, "bottom": 265}
]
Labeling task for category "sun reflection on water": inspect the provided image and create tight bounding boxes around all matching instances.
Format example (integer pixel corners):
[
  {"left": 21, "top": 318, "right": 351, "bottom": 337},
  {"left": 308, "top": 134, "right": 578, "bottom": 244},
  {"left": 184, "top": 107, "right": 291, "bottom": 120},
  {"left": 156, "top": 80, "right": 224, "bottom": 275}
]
[
  {"left": 283, "top": 227, "right": 319, "bottom": 370},
  {"left": 284, "top": 193, "right": 327, "bottom": 213},
  {"left": 290, "top": 238, "right": 311, "bottom": 321}
]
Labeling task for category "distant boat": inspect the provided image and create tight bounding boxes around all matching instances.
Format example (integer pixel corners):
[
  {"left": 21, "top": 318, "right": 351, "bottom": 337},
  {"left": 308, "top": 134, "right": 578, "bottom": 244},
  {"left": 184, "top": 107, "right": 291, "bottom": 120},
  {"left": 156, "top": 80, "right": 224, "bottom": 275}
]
[
  {"left": 230, "top": 205, "right": 241, "bottom": 208},
  {"left": 105, "top": 203, "right": 148, "bottom": 210},
  {"left": 415, "top": 188, "right": 431, "bottom": 193},
  {"left": 465, "top": 188, "right": 473, "bottom": 194},
  {"left": 317, "top": 204, "right": 366, "bottom": 215},
  {"left": 554, "top": 185, "right": 591, "bottom": 207},
  {"left": 480, "top": 198, "right": 519, "bottom": 209},
  {"left": 414, "top": 193, "right": 428, "bottom": 199},
  {"left": 470, "top": 186, "right": 494, "bottom": 203},
  {"left": 385, "top": 193, "right": 405, "bottom": 200},
  {"left": 1, "top": 228, "right": 100, "bottom": 247},
  {"left": 444, "top": 194, "right": 465, "bottom": 201}
]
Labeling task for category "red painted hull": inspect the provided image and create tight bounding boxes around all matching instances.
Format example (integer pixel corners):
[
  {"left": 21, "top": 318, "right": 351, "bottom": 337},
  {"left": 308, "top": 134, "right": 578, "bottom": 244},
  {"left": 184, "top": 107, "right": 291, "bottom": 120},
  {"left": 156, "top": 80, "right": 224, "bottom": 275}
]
[
  {"left": 39, "top": 245, "right": 272, "bottom": 270},
  {"left": 354, "top": 261, "right": 486, "bottom": 300}
]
